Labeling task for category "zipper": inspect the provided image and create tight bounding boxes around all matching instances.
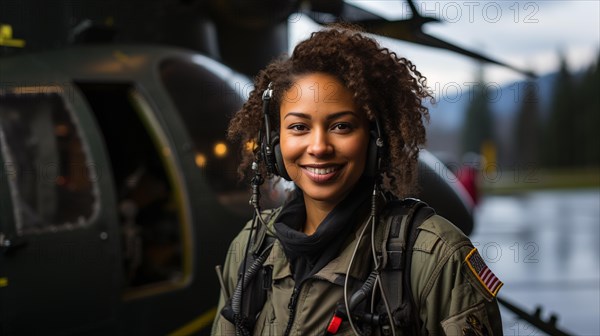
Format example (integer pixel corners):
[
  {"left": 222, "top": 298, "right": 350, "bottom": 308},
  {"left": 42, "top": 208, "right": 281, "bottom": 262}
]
[
  {"left": 282, "top": 275, "right": 343, "bottom": 336},
  {"left": 283, "top": 286, "right": 301, "bottom": 336}
]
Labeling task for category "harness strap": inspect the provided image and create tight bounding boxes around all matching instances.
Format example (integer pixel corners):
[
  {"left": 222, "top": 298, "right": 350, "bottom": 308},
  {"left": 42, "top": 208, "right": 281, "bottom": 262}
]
[
  {"left": 400, "top": 201, "right": 434, "bottom": 333},
  {"left": 378, "top": 198, "right": 435, "bottom": 333}
]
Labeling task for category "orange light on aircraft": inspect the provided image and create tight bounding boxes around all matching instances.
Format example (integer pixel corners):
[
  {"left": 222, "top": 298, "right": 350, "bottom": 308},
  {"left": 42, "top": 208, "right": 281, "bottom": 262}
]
[
  {"left": 214, "top": 142, "right": 227, "bottom": 157},
  {"left": 195, "top": 153, "right": 207, "bottom": 168}
]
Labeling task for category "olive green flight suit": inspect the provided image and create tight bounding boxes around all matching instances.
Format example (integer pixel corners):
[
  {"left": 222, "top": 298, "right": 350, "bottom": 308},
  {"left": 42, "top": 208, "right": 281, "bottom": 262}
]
[{"left": 212, "top": 209, "right": 503, "bottom": 335}]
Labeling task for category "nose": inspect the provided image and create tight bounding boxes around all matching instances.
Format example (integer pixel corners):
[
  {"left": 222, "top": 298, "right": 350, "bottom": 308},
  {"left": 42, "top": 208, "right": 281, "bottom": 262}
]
[{"left": 307, "top": 128, "right": 333, "bottom": 157}]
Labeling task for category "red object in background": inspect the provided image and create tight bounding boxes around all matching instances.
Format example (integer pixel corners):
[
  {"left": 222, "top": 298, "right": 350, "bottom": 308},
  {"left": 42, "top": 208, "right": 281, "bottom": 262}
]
[{"left": 456, "top": 165, "right": 479, "bottom": 206}]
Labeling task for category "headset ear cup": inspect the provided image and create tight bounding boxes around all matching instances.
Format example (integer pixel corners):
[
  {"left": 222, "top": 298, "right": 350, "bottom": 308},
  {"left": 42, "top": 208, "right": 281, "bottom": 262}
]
[
  {"left": 365, "top": 130, "right": 379, "bottom": 178},
  {"left": 271, "top": 134, "right": 292, "bottom": 181}
]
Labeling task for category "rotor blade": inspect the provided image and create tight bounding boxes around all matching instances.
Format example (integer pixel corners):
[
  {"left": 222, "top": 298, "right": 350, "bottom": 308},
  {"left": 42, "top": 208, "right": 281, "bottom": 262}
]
[
  {"left": 359, "top": 20, "right": 536, "bottom": 78},
  {"left": 304, "top": 1, "right": 535, "bottom": 78},
  {"left": 412, "top": 30, "right": 537, "bottom": 78}
]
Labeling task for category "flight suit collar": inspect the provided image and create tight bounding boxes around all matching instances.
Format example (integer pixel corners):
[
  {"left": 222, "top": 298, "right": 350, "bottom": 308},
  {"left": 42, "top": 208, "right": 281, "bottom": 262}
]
[{"left": 264, "top": 215, "right": 373, "bottom": 284}]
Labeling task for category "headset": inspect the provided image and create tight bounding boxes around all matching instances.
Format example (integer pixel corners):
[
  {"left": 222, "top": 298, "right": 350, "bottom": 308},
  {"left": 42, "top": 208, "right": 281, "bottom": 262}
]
[
  {"left": 260, "top": 82, "right": 291, "bottom": 180},
  {"left": 260, "top": 81, "right": 384, "bottom": 182}
]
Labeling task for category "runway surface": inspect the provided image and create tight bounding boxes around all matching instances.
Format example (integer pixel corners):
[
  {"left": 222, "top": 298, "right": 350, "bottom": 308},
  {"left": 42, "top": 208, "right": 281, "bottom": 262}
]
[{"left": 470, "top": 189, "right": 600, "bottom": 335}]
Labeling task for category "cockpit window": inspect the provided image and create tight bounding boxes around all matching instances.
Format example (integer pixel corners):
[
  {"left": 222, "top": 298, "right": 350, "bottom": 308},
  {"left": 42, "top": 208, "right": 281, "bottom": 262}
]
[{"left": 0, "top": 90, "right": 98, "bottom": 235}]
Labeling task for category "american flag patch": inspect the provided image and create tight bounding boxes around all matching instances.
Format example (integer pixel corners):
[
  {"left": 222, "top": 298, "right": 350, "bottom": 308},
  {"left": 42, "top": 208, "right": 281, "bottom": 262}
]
[{"left": 465, "top": 248, "right": 503, "bottom": 296}]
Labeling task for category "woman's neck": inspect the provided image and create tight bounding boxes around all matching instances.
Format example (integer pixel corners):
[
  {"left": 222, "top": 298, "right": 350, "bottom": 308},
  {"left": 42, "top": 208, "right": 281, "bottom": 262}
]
[
  {"left": 302, "top": 197, "right": 335, "bottom": 235},
  {"left": 299, "top": 178, "right": 372, "bottom": 235}
]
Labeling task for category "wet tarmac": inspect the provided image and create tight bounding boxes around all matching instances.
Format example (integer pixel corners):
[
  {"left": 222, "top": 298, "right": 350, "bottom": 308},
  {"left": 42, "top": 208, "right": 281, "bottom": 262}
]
[{"left": 470, "top": 189, "right": 600, "bottom": 335}]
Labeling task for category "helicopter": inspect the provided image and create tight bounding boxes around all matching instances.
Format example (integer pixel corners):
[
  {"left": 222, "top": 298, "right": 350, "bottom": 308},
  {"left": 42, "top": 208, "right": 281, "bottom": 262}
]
[{"left": 0, "top": 0, "right": 551, "bottom": 335}]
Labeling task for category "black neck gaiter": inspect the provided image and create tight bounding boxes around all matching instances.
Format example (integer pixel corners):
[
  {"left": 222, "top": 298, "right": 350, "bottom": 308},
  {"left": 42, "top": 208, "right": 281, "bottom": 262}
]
[{"left": 274, "top": 178, "right": 372, "bottom": 284}]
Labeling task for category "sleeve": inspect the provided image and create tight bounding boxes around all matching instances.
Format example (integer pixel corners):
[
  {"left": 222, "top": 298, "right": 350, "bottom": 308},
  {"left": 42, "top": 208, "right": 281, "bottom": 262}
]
[
  {"left": 418, "top": 244, "right": 504, "bottom": 336},
  {"left": 211, "top": 223, "right": 253, "bottom": 336}
]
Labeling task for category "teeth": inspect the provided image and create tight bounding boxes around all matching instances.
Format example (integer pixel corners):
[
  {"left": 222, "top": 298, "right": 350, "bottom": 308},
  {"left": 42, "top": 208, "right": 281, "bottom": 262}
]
[{"left": 306, "top": 166, "right": 337, "bottom": 175}]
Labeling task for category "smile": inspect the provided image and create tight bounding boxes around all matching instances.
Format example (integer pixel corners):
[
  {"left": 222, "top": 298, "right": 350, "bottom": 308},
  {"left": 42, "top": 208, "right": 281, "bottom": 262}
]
[
  {"left": 301, "top": 164, "right": 343, "bottom": 183},
  {"left": 305, "top": 166, "right": 338, "bottom": 175}
]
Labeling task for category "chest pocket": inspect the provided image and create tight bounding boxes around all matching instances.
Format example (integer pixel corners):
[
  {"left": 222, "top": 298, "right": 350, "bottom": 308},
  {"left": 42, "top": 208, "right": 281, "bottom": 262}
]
[
  {"left": 254, "top": 276, "right": 295, "bottom": 336},
  {"left": 254, "top": 293, "right": 277, "bottom": 336}
]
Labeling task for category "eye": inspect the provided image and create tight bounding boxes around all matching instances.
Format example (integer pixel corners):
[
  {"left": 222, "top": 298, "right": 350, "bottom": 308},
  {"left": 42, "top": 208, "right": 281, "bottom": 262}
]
[
  {"left": 288, "top": 124, "right": 309, "bottom": 132},
  {"left": 331, "top": 122, "right": 353, "bottom": 133}
]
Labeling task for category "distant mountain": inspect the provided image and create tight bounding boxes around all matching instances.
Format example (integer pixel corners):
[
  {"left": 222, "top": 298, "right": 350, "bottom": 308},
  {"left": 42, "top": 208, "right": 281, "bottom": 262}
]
[
  {"left": 425, "top": 71, "right": 560, "bottom": 160},
  {"left": 427, "top": 72, "right": 557, "bottom": 132}
]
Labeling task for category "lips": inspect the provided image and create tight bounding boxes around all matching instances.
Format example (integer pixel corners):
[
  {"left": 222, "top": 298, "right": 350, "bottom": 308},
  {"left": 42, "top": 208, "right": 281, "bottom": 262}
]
[{"left": 301, "top": 164, "right": 343, "bottom": 183}]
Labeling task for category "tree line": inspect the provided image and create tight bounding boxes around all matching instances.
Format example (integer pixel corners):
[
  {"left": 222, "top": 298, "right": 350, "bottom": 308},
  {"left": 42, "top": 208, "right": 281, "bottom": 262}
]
[{"left": 461, "top": 51, "right": 600, "bottom": 170}]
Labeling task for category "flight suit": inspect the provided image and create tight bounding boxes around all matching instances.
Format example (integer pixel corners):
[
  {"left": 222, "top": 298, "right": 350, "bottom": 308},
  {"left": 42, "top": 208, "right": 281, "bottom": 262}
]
[{"left": 212, "top": 207, "right": 503, "bottom": 335}]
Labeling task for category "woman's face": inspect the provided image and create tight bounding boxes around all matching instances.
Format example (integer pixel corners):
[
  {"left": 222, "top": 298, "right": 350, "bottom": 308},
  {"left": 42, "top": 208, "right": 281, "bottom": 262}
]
[{"left": 279, "top": 72, "right": 370, "bottom": 208}]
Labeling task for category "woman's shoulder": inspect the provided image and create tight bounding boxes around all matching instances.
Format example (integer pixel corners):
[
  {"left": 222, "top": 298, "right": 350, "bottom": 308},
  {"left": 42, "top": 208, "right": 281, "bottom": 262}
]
[
  {"left": 410, "top": 213, "right": 474, "bottom": 266},
  {"left": 230, "top": 207, "right": 284, "bottom": 244},
  {"left": 417, "top": 214, "right": 471, "bottom": 249},
  {"left": 222, "top": 207, "right": 284, "bottom": 273},
  {"left": 381, "top": 197, "right": 471, "bottom": 250}
]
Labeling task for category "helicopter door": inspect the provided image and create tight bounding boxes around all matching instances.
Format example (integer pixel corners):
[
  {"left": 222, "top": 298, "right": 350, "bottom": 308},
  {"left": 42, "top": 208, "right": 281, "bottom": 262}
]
[
  {"left": 74, "top": 81, "right": 190, "bottom": 296},
  {"left": 0, "top": 89, "right": 121, "bottom": 335}
]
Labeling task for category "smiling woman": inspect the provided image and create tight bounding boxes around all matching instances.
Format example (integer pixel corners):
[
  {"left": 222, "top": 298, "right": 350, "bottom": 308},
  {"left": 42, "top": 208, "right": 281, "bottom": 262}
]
[
  {"left": 212, "top": 25, "right": 504, "bottom": 336},
  {"left": 279, "top": 73, "right": 370, "bottom": 233}
]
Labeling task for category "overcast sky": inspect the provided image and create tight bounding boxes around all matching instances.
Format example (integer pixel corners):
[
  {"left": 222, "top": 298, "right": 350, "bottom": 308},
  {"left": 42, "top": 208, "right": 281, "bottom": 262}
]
[{"left": 289, "top": 0, "right": 600, "bottom": 92}]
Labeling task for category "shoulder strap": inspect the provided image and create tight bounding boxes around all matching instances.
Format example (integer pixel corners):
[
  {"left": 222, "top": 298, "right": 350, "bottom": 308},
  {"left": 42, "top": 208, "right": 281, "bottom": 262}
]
[{"left": 379, "top": 198, "right": 435, "bottom": 332}]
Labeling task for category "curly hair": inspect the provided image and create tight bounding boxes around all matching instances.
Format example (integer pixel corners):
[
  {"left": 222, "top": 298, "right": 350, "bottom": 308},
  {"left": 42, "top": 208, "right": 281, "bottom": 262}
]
[{"left": 227, "top": 25, "right": 432, "bottom": 197}]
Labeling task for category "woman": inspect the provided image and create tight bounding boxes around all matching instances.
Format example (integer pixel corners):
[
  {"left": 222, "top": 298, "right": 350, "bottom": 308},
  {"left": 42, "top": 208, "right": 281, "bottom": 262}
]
[{"left": 212, "top": 26, "right": 503, "bottom": 335}]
